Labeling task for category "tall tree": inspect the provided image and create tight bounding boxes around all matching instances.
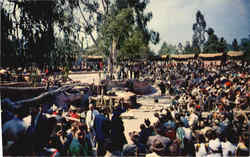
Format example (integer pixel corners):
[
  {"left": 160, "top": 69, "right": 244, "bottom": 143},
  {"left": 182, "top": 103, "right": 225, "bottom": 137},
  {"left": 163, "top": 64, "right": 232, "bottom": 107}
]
[
  {"left": 1, "top": 0, "right": 81, "bottom": 68},
  {"left": 79, "top": 0, "right": 159, "bottom": 76},
  {"left": 240, "top": 35, "right": 250, "bottom": 61},
  {"left": 192, "top": 10, "right": 206, "bottom": 53},
  {"left": 100, "top": 8, "right": 134, "bottom": 72},
  {"left": 184, "top": 41, "right": 193, "bottom": 54},
  {"left": 2, "top": 0, "right": 159, "bottom": 70},
  {"left": 1, "top": 5, "right": 19, "bottom": 67},
  {"left": 118, "top": 29, "right": 149, "bottom": 60},
  {"left": 158, "top": 42, "right": 178, "bottom": 55},
  {"left": 158, "top": 42, "right": 170, "bottom": 55},
  {"left": 232, "top": 38, "right": 239, "bottom": 51},
  {"left": 77, "top": 0, "right": 159, "bottom": 53},
  {"left": 177, "top": 42, "right": 183, "bottom": 54},
  {"left": 203, "top": 28, "right": 228, "bottom": 53},
  {"left": 218, "top": 37, "right": 228, "bottom": 53},
  {"left": 203, "top": 27, "right": 219, "bottom": 53}
]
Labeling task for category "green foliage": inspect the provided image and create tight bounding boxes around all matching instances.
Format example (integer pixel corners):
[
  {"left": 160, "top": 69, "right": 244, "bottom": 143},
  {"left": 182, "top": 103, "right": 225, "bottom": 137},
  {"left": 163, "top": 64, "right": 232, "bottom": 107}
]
[
  {"left": 158, "top": 42, "right": 178, "bottom": 55},
  {"left": 83, "top": 46, "right": 104, "bottom": 56},
  {"left": 184, "top": 41, "right": 193, "bottom": 54},
  {"left": 207, "top": 27, "right": 214, "bottom": 36},
  {"left": 1, "top": 0, "right": 81, "bottom": 68},
  {"left": 240, "top": 35, "right": 250, "bottom": 61},
  {"left": 147, "top": 48, "right": 156, "bottom": 57},
  {"left": 177, "top": 42, "right": 183, "bottom": 54},
  {"left": 2, "top": 0, "right": 158, "bottom": 69},
  {"left": 101, "top": 8, "right": 134, "bottom": 41},
  {"left": 203, "top": 34, "right": 219, "bottom": 52},
  {"left": 83, "top": 0, "right": 159, "bottom": 58},
  {"left": 218, "top": 37, "right": 228, "bottom": 52},
  {"left": 96, "top": 0, "right": 159, "bottom": 61},
  {"left": 203, "top": 29, "right": 227, "bottom": 53},
  {"left": 52, "top": 38, "right": 81, "bottom": 68},
  {"left": 119, "top": 30, "right": 148, "bottom": 60},
  {"left": 115, "top": 0, "right": 159, "bottom": 45},
  {"left": 1, "top": 7, "right": 19, "bottom": 67},
  {"left": 192, "top": 10, "right": 206, "bottom": 53},
  {"left": 191, "top": 11, "right": 228, "bottom": 54},
  {"left": 97, "top": 8, "right": 134, "bottom": 58},
  {"left": 232, "top": 38, "right": 240, "bottom": 51}
]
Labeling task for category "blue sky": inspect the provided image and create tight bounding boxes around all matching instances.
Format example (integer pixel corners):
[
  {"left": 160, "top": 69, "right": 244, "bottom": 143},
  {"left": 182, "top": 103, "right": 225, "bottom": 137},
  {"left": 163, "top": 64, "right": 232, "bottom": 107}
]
[{"left": 146, "top": 0, "right": 250, "bottom": 51}]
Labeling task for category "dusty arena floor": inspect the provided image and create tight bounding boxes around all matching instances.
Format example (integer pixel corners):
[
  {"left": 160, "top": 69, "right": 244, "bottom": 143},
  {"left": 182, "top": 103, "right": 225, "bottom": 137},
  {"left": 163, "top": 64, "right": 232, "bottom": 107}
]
[{"left": 69, "top": 72, "right": 173, "bottom": 144}]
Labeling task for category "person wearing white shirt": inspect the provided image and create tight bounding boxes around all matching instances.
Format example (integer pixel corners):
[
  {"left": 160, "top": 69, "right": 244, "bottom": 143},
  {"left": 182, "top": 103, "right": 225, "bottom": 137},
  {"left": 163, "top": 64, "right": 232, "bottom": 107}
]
[
  {"left": 207, "top": 137, "right": 222, "bottom": 157},
  {"left": 196, "top": 134, "right": 209, "bottom": 157},
  {"left": 85, "top": 104, "right": 100, "bottom": 130},
  {"left": 85, "top": 104, "right": 99, "bottom": 147},
  {"left": 188, "top": 111, "right": 198, "bottom": 128},
  {"left": 221, "top": 139, "right": 236, "bottom": 157},
  {"left": 182, "top": 126, "right": 192, "bottom": 141},
  {"left": 195, "top": 143, "right": 208, "bottom": 157}
]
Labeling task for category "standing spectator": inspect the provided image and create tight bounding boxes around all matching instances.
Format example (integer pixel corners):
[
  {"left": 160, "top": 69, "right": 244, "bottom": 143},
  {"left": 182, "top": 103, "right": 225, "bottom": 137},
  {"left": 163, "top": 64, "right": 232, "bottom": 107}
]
[
  {"left": 28, "top": 105, "right": 51, "bottom": 154},
  {"left": 110, "top": 111, "right": 127, "bottom": 155},
  {"left": 94, "top": 110, "right": 111, "bottom": 156},
  {"left": 2, "top": 108, "right": 28, "bottom": 145},
  {"left": 68, "top": 124, "right": 84, "bottom": 156},
  {"left": 158, "top": 81, "right": 166, "bottom": 96},
  {"left": 207, "top": 130, "right": 222, "bottom": 157},
  {"left": 221, "top": 136, "right": 236, "bottom": 156},
  {"left": 99, "top": 61, "right": 103, "bottom": 71},
  {"left": 78, "top": 126, "right": 94, "bottom": 156},
  {"left": 195, "top": 134, "right": 208, "bottom": 157},
  {"left": 2, "top": 107, "right": 28, "bottom": 155},
  {"left": 85, "top": 104, "right": 99, "bottom": 147},
  {"left": 123, "top": 131, "right": 148, "bottom": 156},
  {"left": 236, "top": 135, "right": 249, "bottom": 156}
]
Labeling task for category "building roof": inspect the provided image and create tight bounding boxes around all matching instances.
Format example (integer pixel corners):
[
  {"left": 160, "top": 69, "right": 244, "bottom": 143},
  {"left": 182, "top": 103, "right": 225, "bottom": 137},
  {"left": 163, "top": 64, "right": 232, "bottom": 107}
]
[
  {"left": 199, "top": 53, "right": 223, "bottom": 57},
  {"left": 170, "top": 54, "right": 195, "bottom": 58},
  {"left": 82, "top": 55, "right": 103, "bottom": 59},
  {"left": 227, "top": 51, "right": 244, "bottom": 57}
]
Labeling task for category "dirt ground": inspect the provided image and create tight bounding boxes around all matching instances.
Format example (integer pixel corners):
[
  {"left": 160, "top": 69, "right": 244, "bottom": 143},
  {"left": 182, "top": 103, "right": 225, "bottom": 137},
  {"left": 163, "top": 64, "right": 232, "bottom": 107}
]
[{"left": 69, "top": 72, "right": 173, "bottom": 144}]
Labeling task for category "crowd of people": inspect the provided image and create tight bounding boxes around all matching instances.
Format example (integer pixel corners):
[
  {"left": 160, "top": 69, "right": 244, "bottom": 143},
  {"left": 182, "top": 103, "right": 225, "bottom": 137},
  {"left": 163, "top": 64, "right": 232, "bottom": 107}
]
[
  {"left": 2, "top": 59, "right": 250, "bottom": 156},
  {"left": 122, "top": 59, "right": 249, "bottom": 156},
  {"left": 2, "top": 97, "right": 128, "bottom": 156}
]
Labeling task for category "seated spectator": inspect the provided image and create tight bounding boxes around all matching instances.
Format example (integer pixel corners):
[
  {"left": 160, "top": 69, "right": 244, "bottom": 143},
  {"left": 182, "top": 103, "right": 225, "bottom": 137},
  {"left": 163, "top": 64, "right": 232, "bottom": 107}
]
[
  {"left": 195, "top": 134, "right": 208, "bottom": 157},
  {"left": 123, "top": 131, "right": 148, "bottom": 156}
]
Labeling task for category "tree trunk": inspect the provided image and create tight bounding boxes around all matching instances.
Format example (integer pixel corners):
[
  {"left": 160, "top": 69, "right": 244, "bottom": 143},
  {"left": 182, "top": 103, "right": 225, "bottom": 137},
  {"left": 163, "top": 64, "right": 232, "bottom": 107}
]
[{"left": 109, "top": 38, "right": 117, "bottom": 79}]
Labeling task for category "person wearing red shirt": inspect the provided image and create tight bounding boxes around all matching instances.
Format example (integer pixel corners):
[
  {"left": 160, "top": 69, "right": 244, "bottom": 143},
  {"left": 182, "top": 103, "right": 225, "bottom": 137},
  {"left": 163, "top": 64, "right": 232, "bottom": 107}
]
[{"left": 99, "top": 61, "right": 103, "bottom": 71}]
